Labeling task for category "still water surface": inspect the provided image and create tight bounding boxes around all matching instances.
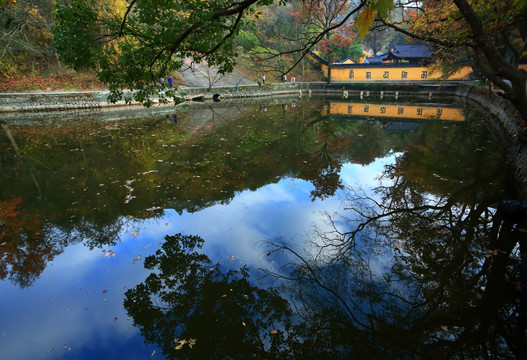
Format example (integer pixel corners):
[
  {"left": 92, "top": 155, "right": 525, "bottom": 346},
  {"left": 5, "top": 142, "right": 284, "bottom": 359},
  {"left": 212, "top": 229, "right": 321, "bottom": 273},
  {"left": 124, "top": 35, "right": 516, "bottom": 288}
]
[{"left": 0, "top": 96, "right": 522, "bottom": 359}]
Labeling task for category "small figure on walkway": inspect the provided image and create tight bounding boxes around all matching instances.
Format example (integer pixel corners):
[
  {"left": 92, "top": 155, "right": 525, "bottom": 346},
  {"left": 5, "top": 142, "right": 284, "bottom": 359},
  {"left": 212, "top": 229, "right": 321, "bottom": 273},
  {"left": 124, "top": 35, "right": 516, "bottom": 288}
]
[
  {"left": 262, "top": 74, "right": 266, "bottom": 84},
  {"left": 167, "top": 77, "right": 173, "bottom": 88},
  {"left": 235, "top": 82, "right": 239, "bottom": 89},
  {"left": 160, "top": 77, "right": 165, "bottom": 88}
]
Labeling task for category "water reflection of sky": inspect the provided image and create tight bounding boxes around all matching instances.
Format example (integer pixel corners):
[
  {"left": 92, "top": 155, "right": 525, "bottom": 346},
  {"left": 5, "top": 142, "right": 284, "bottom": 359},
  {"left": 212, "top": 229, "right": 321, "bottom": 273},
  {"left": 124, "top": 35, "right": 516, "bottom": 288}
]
[{"left": 0, "top": 154, "right": 395, "bottom": 360}]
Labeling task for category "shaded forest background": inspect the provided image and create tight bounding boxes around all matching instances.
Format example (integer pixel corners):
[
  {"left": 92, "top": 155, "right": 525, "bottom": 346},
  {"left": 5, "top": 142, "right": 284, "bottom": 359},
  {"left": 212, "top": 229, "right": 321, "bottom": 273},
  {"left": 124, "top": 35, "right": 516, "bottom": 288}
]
[{"left": 0, "top": 0, "right": 403, "bottom": 92}]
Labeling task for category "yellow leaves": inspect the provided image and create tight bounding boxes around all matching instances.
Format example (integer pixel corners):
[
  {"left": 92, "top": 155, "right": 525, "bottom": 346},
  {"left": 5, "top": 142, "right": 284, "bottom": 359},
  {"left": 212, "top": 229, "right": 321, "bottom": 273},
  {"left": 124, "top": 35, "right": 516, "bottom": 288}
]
[
  {"left": 485, "top": 249, "right": 506, "bottom": 258},
  {"left": 270, "top": 329, "right": 279, "bottom": 334},
  {"left": 174, "top": 338, "right": 197, "bottom": 350},
  {"left": 355, "top": 7, "right": 376, "bottom": 40},
  {"left": 355, "top": 1, "right": 394, "bottom": 39},
  {"left": 28, "top": 7, "right": 38, "bottom": 17},
  {"left": 179, "top": 11, "right": 191, "bottom": 19}
]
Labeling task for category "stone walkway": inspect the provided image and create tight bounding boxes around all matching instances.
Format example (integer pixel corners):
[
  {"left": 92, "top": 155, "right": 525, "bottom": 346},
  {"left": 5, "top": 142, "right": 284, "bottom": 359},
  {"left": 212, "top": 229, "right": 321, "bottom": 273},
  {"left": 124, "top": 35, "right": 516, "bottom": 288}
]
[{"left": 178, "top": 60, "right": 256, "bottom": 88}]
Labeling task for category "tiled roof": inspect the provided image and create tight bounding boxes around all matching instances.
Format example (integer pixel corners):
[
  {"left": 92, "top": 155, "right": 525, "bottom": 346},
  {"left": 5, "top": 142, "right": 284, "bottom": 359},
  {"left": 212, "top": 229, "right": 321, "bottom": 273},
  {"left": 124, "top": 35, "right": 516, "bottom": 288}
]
[{"left": 386, "top": 43, "right": 432, "bottom": 59}]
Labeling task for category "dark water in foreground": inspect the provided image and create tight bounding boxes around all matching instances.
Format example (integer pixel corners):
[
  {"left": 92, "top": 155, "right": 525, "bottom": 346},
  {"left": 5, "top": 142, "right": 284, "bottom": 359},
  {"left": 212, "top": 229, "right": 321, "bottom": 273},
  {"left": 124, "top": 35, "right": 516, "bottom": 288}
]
[{"left": 0, "top": 96, "right": 523, "bottom": 359}]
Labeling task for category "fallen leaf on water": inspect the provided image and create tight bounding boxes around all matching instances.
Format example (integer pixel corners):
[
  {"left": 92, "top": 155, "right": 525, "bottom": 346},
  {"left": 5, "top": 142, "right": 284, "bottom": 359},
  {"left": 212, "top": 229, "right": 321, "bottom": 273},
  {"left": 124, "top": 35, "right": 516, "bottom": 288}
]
[
  {"left": 175, "top": 345, "right": 183, "bottom": 350},
  {"left": 102, "top": 290, "right": 108, "bottom": 294},
  {"left": 103, "top": 250, "right": 117, "bottom": 258},
  {"left": 113, "top": 317, "right": 118, "bottom": 322},
  {"left": 66, "top": 308, "right": 71, "bottom": 313},
  {"left": 270, "top": 330, "right": 278, "bottom": 334},
  {"left": 440, "top": 325, "right": 448, "bottom": 331},
  {"left": 151, "top": 350, "right": 156, "bottom": 357},
  {"left": 230, "top": 256, "right": 236, "bottom": 260},
  {"left": 132, "top": 255, "right": 142, "bottom": 264}
]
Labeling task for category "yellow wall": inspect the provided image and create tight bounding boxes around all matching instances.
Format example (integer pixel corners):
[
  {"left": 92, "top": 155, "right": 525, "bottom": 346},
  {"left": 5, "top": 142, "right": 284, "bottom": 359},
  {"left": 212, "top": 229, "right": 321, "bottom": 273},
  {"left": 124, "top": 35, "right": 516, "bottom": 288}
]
[
  {"left": 331, "top": 66, "right": 473, "bottom": 82},
  {"left": 306, "top": 52, "right": 328, "bottom": 76},
  {"left": 323, "top": 102, "right": 465, "bottom": 122}
]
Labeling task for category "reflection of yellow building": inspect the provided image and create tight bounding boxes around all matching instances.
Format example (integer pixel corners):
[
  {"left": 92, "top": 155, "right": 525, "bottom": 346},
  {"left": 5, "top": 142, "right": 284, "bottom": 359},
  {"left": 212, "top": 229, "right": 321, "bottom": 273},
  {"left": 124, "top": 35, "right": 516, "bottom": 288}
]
[
  {"left": 323, "top": 102, "right": 465, "bottom": 122},
  {"left": 331, "top": 65, "right": 473, "bottom": 82}
]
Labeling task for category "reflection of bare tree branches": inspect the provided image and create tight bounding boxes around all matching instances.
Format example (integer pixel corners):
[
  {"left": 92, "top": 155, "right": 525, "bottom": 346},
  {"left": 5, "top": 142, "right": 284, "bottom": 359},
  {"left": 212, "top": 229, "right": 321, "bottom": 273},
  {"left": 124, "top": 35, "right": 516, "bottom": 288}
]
[
  {"left": 260, "top": 238, "right": 374, "bottom": 332},
  {"left": 261, "top": 164, "right": 523, "bottom": 358}
]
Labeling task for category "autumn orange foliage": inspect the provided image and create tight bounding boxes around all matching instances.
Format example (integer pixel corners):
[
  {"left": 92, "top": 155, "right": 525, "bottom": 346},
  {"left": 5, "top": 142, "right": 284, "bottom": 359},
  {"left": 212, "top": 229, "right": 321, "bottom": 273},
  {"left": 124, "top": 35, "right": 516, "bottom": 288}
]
[
  {"left": 0, "top": 73, "right": 106, "bottom": 93},
  {"left": 0, "top": 197, "right": 63, "bottom": 287}
]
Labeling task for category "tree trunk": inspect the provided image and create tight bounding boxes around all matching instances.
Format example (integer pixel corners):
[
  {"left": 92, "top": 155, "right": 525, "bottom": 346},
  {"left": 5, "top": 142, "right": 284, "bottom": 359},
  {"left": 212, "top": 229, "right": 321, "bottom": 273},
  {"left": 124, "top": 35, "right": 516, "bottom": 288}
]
[{"left": 453, "top": 0, "right": 527, "bottom": 131}]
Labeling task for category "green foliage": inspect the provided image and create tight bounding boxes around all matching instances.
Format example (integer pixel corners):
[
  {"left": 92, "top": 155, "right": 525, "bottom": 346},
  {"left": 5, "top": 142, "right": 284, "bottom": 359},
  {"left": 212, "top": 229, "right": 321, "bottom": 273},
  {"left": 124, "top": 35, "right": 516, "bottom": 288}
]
[
  {"left": 52, "top": 0, "right": 272, "bottom": 103},
  {"left": 370, "top": 0, "right": 394, "bottom": 18},
  {"left": 52, "top": 0, "right": 102, "bottom": 70},
  {"left": 236, "top": 30, "right": 261, "bottom": 50}
]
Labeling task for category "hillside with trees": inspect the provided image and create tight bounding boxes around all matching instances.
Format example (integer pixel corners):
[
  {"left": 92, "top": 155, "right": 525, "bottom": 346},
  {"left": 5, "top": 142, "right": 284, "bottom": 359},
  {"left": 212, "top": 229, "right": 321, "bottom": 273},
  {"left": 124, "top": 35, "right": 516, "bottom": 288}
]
[
  {"left": 0, "top": 0, "right": 392, "bottom": 91},
  {"left": 1, "top": 0, "right": 526, "bottom": 131}
]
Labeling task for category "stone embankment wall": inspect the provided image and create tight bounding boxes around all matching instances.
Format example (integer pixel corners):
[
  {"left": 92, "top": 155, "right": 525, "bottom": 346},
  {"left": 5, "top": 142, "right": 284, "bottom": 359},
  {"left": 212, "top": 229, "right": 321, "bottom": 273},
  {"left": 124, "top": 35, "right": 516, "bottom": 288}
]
[
  {"left": 0, "top": 91, "right": 108, "bottom": 113},
  {"left": 455, "top": 85, "right": 527, "bottom": 198},
  {"left": 0, "top": 86, "right": 304, "bottom": 114},
  {"left": 0, "top": 82, "right": 460, "bottom": 114}
]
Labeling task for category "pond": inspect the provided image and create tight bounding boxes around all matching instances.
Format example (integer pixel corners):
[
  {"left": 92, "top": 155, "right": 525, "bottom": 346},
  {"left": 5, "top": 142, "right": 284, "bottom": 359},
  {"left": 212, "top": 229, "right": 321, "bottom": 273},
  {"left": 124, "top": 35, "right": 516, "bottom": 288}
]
[{"left": 0, "top": 95, "right": 523, "bottom": 359}]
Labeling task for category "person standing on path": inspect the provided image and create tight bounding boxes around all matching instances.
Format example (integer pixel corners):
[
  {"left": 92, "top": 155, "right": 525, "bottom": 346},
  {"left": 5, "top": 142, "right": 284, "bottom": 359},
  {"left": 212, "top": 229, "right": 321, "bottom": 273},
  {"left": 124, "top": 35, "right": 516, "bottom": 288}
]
[{"left": 262, "top": 74, "right": 266, "bottom": 84}]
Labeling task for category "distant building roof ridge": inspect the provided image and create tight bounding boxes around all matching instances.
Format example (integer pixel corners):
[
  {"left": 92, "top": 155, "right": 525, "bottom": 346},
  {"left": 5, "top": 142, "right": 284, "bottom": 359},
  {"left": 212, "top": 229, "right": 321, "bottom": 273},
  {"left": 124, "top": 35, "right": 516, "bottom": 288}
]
[
  {"left": 362, "top": 42, "right": 433, "bottom": 64},
  {"left": 388, "top": 42, "right": 433, "bottom": 59}
]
